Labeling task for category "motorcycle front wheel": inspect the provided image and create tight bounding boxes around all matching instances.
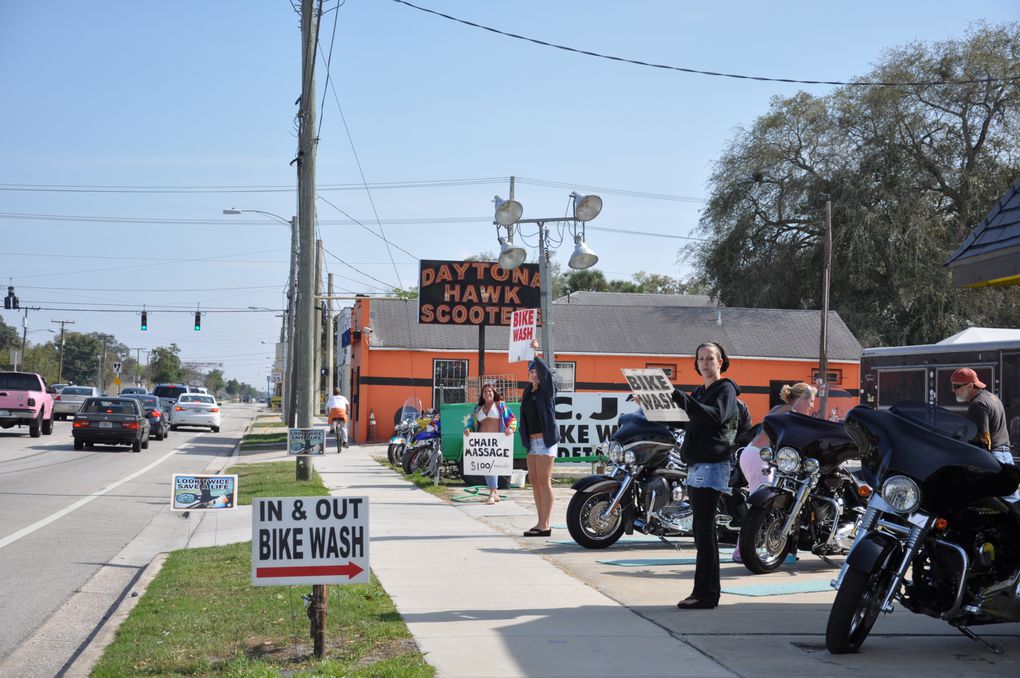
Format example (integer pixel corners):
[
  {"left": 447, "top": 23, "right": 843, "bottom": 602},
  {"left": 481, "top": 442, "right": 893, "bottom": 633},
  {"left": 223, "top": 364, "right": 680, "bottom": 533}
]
[
  {"left": 738, "top": 505, "right": 793, "bottom": 574},
  {"left": 387, "top": 443, "right": 397, "bottom": 465},
  {"left": 402, "top": 447, "right": 423, "bottom": 474},
  {"left": 825, "top": 566, "right": 891, "bottom": 654},
  {"left": 566, "top": 490, "right": 625, "bottom": 549}
]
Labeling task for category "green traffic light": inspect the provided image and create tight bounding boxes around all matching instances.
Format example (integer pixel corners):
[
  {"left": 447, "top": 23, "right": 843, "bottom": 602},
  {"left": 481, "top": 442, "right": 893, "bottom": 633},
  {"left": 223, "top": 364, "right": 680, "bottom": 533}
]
[{"left": 194, "top": 311, "right": 201, "bottom": 331}]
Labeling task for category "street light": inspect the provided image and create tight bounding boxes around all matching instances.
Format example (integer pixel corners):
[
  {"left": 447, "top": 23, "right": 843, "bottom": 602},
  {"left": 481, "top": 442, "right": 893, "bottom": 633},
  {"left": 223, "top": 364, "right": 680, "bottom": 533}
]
[
  {"left": 224, "top": 208, "right": 299, "bottom": 426},
  {"left": 492, "top": 189, "right": 602, "bottom": 364}
]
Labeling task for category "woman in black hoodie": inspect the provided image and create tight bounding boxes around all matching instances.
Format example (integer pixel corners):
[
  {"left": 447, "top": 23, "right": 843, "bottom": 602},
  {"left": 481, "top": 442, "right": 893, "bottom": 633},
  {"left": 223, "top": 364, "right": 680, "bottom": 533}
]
[{"left": 672, "top": 341, "right": 739, "bottom": 609}]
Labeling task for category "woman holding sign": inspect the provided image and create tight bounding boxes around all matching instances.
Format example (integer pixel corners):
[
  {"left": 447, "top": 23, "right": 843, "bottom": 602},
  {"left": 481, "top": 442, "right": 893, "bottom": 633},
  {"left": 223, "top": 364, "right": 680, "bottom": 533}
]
[
  {"left": 519, "top": 339, "right": 559, "bottom": 537},
  {"left": 464, "top": 382, "right": 518, "bottom": 504},
  {"left": 672, "top": 341, "right": 740, "bottom": 610}
]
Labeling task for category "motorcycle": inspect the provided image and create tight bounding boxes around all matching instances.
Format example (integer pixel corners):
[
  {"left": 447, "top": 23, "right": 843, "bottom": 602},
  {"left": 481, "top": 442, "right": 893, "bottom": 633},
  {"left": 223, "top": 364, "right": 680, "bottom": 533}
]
[
  {"left": 402, "top": 410, "right": 442, "bottom": 482},
  {"left": 826, "top": 401, "right": 1020, "bottom": 654},
  {"left": 388, "top": 397, "right": 422, "bottom": 465},
  {"left": 737, "top": 389, "right": 868, "bottom": 573}
]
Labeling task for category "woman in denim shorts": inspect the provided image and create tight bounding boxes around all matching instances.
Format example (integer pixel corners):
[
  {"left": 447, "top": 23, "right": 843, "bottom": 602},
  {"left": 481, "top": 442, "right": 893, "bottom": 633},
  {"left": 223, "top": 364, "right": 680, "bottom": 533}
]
[{"left": 517, "top": 340, "right": 558, "bottom": 536}]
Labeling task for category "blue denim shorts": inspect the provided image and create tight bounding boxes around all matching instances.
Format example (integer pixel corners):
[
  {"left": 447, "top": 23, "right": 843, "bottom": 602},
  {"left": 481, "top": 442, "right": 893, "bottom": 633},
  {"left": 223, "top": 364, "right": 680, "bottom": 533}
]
[
  {"left": 687, "top": 461, "right": 732, "bottom": 494},
  {"left": 528, "top": 438, "right": 557, "bottom": 457},
  {"left": 992, "top": 447, "right": 1019, "bottom": 502}
]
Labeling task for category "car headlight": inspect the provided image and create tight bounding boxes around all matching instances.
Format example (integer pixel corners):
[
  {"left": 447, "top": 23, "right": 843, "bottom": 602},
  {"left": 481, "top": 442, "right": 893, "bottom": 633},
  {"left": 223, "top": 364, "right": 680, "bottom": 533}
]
[
  {"left": 759, "top": 446, "right": 774, "bottom": 462},
  {"left": 802, "top": 458, "right": 820, "bottom": 474},
  {"left": 881, "top": 475, "right": 921, "bottom": 513},
  {"left": 624, "top": 449, "right": 636, "bottom": 465},
  {"left": 607, "top": 441, "right": 623, "bottom": 463},
  {"left": 775, "top": 447, "right": 801, "bottom": 473}
]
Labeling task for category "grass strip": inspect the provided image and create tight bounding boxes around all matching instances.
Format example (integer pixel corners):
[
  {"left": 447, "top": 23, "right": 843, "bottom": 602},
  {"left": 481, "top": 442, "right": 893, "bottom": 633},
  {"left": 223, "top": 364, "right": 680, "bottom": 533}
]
[
  {"left": 241, "top": 431, "right": 289, "bottom": 448},
  {"left": 92, "top": 461, "right": 432, "bottom": 677}
]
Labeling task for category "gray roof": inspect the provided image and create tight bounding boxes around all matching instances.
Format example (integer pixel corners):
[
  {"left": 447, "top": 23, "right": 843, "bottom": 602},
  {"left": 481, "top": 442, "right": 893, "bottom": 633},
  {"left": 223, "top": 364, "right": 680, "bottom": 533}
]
[
  {"left": 947, "top": 177, "right": 1020, "bottom": 286},
  {"left": 369, "top": 299, "right": 862, "bottom": 361},
  {"left": 554, "top": 291, "right": 715, "bottom": 307}
]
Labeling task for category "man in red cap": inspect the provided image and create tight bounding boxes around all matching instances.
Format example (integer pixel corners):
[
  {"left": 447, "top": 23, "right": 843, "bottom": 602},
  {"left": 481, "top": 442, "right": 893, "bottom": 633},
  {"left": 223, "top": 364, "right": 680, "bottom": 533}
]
[{"left": 952, "top": 368, "right": 1019, "bottom": 502}]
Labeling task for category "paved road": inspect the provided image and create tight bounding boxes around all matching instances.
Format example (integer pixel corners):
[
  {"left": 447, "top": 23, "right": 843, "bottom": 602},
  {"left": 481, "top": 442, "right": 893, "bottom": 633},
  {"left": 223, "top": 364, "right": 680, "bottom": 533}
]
[{"left": 0, "top": 403, "right": 257, "bottom": 673}]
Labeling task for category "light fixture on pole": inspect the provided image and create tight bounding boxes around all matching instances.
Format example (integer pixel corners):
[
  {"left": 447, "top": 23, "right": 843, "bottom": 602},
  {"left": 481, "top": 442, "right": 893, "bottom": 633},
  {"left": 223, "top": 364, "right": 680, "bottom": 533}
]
[
  {"left": 568, "top": 232, "right": 599, "bottom": 269},
  {"left": 570, "top": 192, "right": 603, "bottom": 222}
]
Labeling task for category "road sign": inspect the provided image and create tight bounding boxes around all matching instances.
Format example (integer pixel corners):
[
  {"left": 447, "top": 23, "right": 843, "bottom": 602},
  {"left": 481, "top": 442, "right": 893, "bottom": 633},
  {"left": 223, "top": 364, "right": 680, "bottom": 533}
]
[
  {"left": 288, "top": 428, "right": 325, "bottom": 455},
  {"left": 113, "top": 377, "right": 121, "bottom": 386},
  {"left": 171, "top": 474, "right": 238, "bottom": 511},
  {"left": 112, "top": 362, "right": 122, "bottom": 374},
  {"left": 251, "top": 496, "right": 370, "bottom": 586}
]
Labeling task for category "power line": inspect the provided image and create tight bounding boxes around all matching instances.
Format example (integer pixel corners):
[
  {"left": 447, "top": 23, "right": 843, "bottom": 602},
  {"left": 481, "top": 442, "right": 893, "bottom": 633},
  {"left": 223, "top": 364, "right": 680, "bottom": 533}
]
[
  {"left": 392, "top": 0, "right": 1020, "bottom": 88},
  {"left": 20, "top": 284, "right": 283, "bottom": 293},
  {"left": 316, "top": 194, "right": 420, "bottom": 261}
]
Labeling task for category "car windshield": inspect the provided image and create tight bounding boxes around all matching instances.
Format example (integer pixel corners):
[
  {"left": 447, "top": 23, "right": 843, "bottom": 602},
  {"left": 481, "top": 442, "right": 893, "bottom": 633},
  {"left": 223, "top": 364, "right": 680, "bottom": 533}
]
[
  {"left": 153, "top": 386, "right": 189, "bottom": 398},
  {"left": 180, "top": 395, "right": 215, "bottom": 404},
  {"left": 62, "top": 387, "right": 94, "bottom": 396},
  {"left": 0, "top": 373, "right": 42, "bottom": 390},
  {"left": 83, "top": 399, "right": 137, "bottom": 415}
]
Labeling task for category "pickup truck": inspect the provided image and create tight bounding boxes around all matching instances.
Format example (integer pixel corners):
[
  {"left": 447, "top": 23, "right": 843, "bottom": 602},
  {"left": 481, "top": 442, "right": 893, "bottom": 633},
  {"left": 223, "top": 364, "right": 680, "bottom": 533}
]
[{"left": 0, "top": 371, "right": 55, "bottom": 437}]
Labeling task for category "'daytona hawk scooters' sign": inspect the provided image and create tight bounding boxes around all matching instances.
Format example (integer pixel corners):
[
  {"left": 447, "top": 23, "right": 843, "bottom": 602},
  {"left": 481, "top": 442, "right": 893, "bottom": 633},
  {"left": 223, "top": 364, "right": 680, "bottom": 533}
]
[{"left": 418, "top": 259, "right": 541, "bottom": 326}]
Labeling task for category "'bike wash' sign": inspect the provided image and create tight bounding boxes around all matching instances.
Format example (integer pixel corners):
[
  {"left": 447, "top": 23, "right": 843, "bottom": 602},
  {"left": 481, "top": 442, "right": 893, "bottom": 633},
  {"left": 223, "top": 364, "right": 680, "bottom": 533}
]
[
  {"left": 418, "top": 259, "right": 541, "bottom": 326},
  {"left": 252, "top": 496, "right": 370, "bottom": 586}
]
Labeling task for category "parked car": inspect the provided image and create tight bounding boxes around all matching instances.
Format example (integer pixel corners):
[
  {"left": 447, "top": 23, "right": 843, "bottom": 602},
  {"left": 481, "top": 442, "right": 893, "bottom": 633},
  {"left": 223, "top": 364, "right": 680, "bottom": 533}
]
[
  {"left": 119, "top": 393, "right": 170, "bottom": 440},
  {"left": 0, "top": 371, "right": 55, "bottom": 437},
  {"left": 53, "top": 385, "right": 101, "bottom": 420},
  {"left": 47, "top": 383, "right": 69, "bottom": 395},
  {"left": 152, "top": 383, "right": 193, "bottom": 412},
  {"left": 170, "top": 393, "right": 221, "bottom": 432},
  {"left": 119, "top": 386, "right": 148, "bottom": 395},
  {"left": 72, "top": 397, "right": 150, "bottom": 452}
]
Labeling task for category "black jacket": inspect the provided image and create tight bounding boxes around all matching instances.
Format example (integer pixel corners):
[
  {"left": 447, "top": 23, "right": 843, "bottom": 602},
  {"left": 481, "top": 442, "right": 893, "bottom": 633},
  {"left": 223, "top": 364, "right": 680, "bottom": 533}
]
[
  {"left": 518, "top": 356, "right": 560, "bottom": 449},
  {"left": 672, "top": 378, "right": 740, "bottom": 464}
]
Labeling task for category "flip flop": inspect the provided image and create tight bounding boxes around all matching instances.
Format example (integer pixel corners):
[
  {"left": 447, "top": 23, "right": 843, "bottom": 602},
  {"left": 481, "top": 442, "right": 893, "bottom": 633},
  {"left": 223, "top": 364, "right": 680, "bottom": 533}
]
[{"left": 522, "top": 528, "right": 552, "bottom": 537}]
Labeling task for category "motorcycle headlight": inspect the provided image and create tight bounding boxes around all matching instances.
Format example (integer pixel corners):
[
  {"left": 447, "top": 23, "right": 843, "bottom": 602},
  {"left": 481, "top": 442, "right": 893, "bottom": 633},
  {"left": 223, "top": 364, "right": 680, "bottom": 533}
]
[
  {"left": 624, "top": 449, "right": 636, "bottom": 465},
  {"left": 775, "top": 447, "right": 801, "bottom": 473},
  {"left": 802, "top": 458, "right": 820, "bottom": 474},
  {"left": 607, "top": 441, "right": 623, "bottom": 463},
  {"left": 759, "top": 446, "right": 774, "bottom": 462},
  {"left": 881, "top": 475, "right": 921, "bottom": 513}
]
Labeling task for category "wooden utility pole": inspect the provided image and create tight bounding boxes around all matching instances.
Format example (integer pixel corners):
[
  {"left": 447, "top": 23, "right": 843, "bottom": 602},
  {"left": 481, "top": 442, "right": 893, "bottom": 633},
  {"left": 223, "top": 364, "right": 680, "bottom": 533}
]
[
  {"left": 327, "top": 272, "right": 335, "bottom": 394},
  {"left": 314, "top": 238, "right": 323, "bottom": 410},
  {"left": 51, "top": 320, "right": 75, "bottom": 383},
  {"left": 818, "top": 199, "right": 832, "bottom": 419}
]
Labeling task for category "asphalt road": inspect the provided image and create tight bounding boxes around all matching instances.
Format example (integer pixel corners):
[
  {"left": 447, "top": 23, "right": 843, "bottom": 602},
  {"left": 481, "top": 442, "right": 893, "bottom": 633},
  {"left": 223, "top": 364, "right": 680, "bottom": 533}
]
[{"left": 0, "top": 403, "right": 258, "bottom": 673}]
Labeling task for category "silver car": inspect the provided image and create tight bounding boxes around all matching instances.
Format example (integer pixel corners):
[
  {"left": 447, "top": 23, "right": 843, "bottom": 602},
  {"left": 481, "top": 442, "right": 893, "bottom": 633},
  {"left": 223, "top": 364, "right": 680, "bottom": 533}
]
[{"left": 53, "top": 386, "right": 101, "bottom": 420}]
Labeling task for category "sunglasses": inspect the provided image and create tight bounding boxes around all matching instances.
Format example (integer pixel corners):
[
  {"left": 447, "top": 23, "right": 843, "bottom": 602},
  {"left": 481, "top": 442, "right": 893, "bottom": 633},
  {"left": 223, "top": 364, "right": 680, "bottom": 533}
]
[{"left": 952, "top": 383, "right": 969, "bottom": 391}]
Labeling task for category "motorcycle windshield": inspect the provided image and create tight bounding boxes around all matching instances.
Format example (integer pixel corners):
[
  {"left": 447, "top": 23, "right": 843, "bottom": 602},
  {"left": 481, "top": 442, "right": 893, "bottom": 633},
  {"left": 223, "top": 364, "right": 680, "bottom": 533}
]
[
  {"left": 399, "top": 397, "right": 423, "bottom": 424},
  {"left": 761, "top": 388, "right": 858, "bottom": 470}
]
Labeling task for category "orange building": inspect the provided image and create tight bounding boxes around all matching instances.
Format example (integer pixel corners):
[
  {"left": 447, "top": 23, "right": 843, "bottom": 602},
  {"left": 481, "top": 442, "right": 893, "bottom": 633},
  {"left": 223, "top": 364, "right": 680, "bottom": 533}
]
[{"left": 343, "top": 292, "right": 863, "bottom": 443}]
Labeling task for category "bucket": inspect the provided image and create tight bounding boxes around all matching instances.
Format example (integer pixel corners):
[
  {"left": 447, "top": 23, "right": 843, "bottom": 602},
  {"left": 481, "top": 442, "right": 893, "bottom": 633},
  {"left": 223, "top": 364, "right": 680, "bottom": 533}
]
[{"left": 510, "top": 469, "right": 527, "bottom": 489}]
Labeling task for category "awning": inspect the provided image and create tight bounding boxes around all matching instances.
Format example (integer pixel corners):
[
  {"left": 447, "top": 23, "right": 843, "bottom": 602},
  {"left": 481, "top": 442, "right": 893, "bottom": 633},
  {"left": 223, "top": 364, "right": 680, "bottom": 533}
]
[{"left": 947, "top": 177, "right": 1020, "bottom": 288}]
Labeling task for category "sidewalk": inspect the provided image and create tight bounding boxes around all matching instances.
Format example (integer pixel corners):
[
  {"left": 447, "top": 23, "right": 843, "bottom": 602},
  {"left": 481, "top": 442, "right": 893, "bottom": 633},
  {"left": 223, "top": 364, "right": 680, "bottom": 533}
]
[{"left": 189, "top": 441, "right": 733, "bottom": 677}]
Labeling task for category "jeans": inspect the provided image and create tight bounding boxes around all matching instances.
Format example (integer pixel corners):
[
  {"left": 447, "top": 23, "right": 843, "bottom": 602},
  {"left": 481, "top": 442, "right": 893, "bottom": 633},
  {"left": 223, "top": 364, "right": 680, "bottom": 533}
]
[
  {"left": 992, "top": 447, "right": 1020, "bottom": 502},
  {"left": 688, "top": 486, "right": 721, "bottom": 602}
]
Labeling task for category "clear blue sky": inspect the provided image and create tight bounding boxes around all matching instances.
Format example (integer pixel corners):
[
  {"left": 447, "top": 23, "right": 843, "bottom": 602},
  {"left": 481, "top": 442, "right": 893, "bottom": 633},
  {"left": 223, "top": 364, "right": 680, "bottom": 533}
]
[{"left": 1, "top": 1, "right": 1012, "bottom": 388}]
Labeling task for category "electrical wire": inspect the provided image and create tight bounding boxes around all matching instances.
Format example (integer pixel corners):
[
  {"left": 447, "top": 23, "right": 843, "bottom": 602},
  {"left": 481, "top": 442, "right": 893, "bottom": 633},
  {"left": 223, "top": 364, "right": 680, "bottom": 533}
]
[
  {"left": 316, "top": 194, "right": 420, "bottom": 261},
  {"left": 319, "top": 244, "right": 398, "bottom": 291},
  {"left": 392, "top": 0, "right": 1020, "bottom": 87}
]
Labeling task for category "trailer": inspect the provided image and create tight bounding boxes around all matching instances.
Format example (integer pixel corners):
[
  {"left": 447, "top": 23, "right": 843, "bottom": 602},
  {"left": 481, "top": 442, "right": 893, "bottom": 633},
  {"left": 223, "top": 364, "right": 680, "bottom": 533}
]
[{"left": 860, "top": 329, "right": 1020, "bottom": 458}]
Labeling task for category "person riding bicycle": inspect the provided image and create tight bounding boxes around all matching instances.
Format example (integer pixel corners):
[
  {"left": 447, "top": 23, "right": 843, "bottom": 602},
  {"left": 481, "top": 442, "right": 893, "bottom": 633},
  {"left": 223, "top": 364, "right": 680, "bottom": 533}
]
[{"left": 326, "top": 388, "right": 350, "bottom": 449}]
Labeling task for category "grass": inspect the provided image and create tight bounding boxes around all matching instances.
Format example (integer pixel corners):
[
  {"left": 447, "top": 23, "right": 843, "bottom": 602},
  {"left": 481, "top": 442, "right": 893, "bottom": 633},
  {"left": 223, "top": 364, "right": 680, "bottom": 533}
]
[
  {"left": 92, "top": 461, "right": 433, "bottom": 678},
  {"left": 240, "top": 431, "right": 289, "bottom": 448}
]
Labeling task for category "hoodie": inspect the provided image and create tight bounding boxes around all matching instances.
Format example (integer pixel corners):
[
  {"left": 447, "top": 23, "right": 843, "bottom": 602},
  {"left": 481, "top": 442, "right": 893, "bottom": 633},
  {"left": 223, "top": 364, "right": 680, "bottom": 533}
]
[{"left": 672, "top": 378, "right": 740, "bottom": 464}]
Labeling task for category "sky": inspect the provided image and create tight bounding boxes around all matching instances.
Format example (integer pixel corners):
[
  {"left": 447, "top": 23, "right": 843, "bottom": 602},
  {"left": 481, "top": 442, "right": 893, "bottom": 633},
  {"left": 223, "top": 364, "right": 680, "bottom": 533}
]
[{"left": 1, "top": 0, "right": 1014, "bottom": 389}]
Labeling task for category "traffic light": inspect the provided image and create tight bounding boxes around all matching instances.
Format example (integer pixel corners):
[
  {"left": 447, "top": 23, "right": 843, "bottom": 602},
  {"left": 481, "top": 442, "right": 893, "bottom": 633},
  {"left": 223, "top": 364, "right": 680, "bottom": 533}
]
[
  {"left": 140, "top": 311, "right": 148, "bottom": 331},
  {"left": 4, "top": 286, "right": 18, "bottom": 310},
  {"left": 194, "top": 311, "right": 201, "bottom": 331}
]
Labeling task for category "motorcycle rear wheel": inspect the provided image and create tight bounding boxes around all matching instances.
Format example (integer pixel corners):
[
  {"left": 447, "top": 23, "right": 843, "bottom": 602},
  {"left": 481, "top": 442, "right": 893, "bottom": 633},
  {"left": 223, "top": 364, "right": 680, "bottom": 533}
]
[
  {"left": 738, "top": 505, "right": 793, "bottom": 574},
  {"left": 401, "top": 447, "right": 420, "bottom": 474},
  {"left": 826, "top": 567, "right": 890, "bottom": 654},
  {"left": 566, "top": 490, "right": 625, "bottom": 549}
]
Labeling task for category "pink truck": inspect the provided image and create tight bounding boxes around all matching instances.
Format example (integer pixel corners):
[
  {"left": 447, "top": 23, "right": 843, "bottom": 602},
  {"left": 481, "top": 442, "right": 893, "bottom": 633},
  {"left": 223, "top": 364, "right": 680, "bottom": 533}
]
[{"left": 0, "top": 371, "right": 55, "bottom": 437}]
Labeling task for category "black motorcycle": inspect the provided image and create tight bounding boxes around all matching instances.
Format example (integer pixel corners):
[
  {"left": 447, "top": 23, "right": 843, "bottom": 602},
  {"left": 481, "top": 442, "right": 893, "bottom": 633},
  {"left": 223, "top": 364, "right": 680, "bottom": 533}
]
[
  {"left": 738, "top": 399, "right": 867, "bottom": 573},
  {"left": 826, "top": 401, "right": 1020, "bottom": 654},
  {"left": 566, "top": 412, "right": 741, "bottom": 549}
]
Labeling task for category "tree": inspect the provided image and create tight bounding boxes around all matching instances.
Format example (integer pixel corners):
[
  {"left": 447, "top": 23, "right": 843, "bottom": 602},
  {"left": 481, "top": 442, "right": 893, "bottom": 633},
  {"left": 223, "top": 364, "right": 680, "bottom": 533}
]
[
  {"left": 691, "top": 23, "right": 1020, "bottom": 347},
  {"left": 149, "top": 344, "right": 183, "bottom": 384},
  {"left": 205, "top": 369, "right": 225, "bottom": 395},
  {"left": 0, "top": 318, "right": 19, "bottom": 368},
  {"left": 225, "top": 378, "right": 240, "bottom": 396}
]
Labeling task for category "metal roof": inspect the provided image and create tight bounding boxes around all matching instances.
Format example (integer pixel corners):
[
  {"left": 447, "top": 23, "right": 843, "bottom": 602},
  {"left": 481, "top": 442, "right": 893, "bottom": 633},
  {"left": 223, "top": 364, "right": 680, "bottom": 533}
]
[
  {"left": 554, "top": 291, "right": 715, "bottom": 307},
  {"left": 946, "top": 177, "right": 1020, "bottom": 287},
  {"left": 368, "top": 298, "right": 862, "bottom": 361}
]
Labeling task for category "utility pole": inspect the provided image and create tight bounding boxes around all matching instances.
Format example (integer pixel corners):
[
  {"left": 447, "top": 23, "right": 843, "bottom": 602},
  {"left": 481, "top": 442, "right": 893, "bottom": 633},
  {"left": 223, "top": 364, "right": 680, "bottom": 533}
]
[
  {"left": 818, "top": 199, "right": 832, "bottom": 419},
  {"left": 285, "top": 216, "right": 299, "bottom": 427},
  {"left": 52, "top": 320, "right": 75, "bottom": 383},
  {"left": 327, "top": 272, "right": 335, "bottom": 395},
  {"left": 314, "top": 238, "right": 323, "bottom": 414},
  {"left": 99, "top": 336, "right": 108, "bottom": 394},
  {"left": 131, "top": 347, "right": 148, "bottom": 386}
]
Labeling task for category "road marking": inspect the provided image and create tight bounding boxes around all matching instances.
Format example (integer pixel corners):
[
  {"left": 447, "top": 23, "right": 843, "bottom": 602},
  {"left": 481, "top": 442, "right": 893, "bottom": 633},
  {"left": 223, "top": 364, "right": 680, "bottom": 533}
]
[{"left": 0, "top": 447, "right": 182, "bottom": 551}]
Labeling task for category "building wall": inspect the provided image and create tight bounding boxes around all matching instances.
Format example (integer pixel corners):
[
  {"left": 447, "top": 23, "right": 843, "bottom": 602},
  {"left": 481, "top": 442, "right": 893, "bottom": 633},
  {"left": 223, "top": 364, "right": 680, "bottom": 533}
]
[{"left": 349, "top": 299, "right": 860, "bottom": 441}]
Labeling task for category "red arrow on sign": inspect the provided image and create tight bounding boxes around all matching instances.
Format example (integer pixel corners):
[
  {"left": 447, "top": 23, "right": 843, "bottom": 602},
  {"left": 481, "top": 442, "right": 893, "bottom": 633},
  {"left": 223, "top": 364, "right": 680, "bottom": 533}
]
[{"left": 256, "top": 561, "right": 364, "bottom": 579}]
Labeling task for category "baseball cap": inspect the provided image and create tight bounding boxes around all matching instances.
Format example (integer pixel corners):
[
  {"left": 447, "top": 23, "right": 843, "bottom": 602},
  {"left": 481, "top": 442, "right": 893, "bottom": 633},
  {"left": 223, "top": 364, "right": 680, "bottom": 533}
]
[{"left": 951, "top": 368, "right": 985, "bottom": 389}]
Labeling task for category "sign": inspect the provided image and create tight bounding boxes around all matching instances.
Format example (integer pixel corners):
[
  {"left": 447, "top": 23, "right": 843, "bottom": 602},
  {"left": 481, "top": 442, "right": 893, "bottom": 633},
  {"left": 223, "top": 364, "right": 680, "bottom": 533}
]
[
  {"left": 113, "top": 377, "right": 121, "bottom": 386},
  {"left": 10, "top": 349, "right": 20, "bottom": 365},
  {"left": 553, "top": 393, "right": 642, "bottom": 456},
  {"left": 112, "top": 362, "right": 122, "bottom": 374},
  {"left": 463, "top": 432, "right": 513, "bottom": 476},
  {"left": 171, "top": 473, "right": 238, "bottom": 511},
  {"left": 252, "top": 496, "right": 370, "bottom": 586},
  {"left": 621, "top": 368, "right": 689, "bottom": 423},
  {"left": 508, "top": 308, "right": 537, "bottom": 363},
  {"left": 288, "top": 428, "right": 325, "bottom": 455},
  {"left": 418, "top": 259, "right": 541, "bottom": 326}
]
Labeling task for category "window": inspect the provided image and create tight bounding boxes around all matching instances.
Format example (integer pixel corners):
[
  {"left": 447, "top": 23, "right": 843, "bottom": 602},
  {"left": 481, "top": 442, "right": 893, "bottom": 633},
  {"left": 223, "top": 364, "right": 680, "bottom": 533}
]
[
  {"left": 554, "top": 362, "right": 575, "bottom": 391},
  {"left": 877, "top": 369, "right": 926, "bottom": 408},
  {"left": 811, "top": 369, "right": 843, "bottom": 384},
  {"left": 645, "top": 363, "right": 676, "bottom": 379},
  {"left": 433, "top": 359, "right": 468, "bottom": 407}
]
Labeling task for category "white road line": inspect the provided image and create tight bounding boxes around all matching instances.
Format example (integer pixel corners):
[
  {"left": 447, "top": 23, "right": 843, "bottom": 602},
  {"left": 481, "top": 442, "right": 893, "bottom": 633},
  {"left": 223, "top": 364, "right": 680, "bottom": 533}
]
[{"left": 0, "top": 447, "right": 182, "bottom": 551}]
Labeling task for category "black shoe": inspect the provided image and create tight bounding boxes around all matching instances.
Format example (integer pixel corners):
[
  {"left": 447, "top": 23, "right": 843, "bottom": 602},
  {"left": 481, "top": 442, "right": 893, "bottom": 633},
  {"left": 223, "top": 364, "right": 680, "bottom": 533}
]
[
  {"left": 676, "top": 596, "right": 718, "bottom": 610},
  {"left": 522, "top": 528, "right": 552, "bottom": 537}
]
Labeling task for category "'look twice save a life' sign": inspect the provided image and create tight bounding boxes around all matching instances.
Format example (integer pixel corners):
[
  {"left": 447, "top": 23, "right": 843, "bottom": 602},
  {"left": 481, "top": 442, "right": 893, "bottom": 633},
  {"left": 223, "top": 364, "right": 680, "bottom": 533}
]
[{"left": 251, "top": 496, "right": 370, "bottom": 586}]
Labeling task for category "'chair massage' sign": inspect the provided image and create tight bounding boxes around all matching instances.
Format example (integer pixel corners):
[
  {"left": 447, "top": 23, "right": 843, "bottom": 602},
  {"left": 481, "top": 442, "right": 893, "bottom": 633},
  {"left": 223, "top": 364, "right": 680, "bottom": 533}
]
[{"left": 418, "top": 259, "right": 541, "bottom": 326}]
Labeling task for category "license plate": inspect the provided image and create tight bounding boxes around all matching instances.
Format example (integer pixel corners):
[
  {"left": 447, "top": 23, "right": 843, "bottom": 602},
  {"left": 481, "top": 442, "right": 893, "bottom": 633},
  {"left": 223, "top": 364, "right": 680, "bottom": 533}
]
[
  {"left": 0, "top": 410, "right": 9, "bottom": 417},
  {"left": 99, "top": 421, "right": 113, "bottom": 428}
]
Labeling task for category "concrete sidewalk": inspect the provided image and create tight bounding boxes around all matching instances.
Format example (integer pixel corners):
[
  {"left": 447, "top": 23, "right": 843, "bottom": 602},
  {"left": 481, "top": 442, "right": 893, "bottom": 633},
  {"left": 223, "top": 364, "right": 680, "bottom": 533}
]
[{"left": 184, "top": 442, "right": 733, "bottom": 677}]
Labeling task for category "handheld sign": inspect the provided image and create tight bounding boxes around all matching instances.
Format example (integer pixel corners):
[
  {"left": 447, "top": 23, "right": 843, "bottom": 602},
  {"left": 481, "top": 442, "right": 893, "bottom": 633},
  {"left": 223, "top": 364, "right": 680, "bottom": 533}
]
[
  {"left": 463, "top": 432, "right": 513, "bottom": 476},
  {"left": 288, "top": 428, "right": 326, "bottom": 455},
  {"left": 621, "top": 368, "right": 689, "bottom": 423},
  {"left": 508, "top": 308, "right": 537, "bottom": 363},
  {"left": 252, "top": 496, "right": 370, "bottom": 586},
  {"left": 171, "top": 473, "right": 237, "bottom": 511}
]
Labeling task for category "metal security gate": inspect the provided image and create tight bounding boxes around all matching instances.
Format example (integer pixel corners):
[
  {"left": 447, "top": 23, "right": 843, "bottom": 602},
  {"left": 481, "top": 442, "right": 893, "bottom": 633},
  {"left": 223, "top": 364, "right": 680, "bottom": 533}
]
[{"left": 433, "top": 359, "right": 468, "bottom": 407}]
